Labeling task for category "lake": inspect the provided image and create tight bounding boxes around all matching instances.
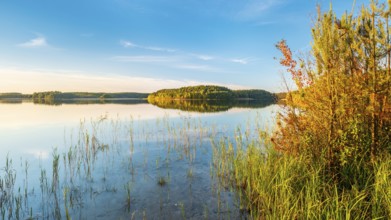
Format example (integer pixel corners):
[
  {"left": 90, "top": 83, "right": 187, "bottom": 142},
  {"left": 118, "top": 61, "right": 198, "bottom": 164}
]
[{"left": 0, "top": 100, "right": 278, "bottom": 219}]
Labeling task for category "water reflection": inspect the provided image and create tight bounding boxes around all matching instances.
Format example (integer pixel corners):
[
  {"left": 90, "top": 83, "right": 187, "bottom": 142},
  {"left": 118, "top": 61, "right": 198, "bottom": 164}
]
[
  {"left": 0, "top": 99, "right": 24, "bottom": 104},
  {"left": 25, "top": 98, "right": 275, "bottom": 112},
  {"left": 1, "top": 98, "right": 275, "bottom": 112},
  {"left": 148, "top": 98, "right": 275, "bottom": 113},
  {"left": 0, "top": 101, "right": 278, "bottom": 219}
]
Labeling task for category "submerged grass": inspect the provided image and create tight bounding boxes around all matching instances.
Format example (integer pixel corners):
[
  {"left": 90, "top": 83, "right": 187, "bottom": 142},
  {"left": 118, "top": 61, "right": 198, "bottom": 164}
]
[
  {"left": 212, "top": 132, "right": 391, "bottom": 219},
  {"left": 1, "top": 113, "right": 227, "bottom": 219},
  {"left": 157, "top": 176, "right": 167, "bottom": 186}
]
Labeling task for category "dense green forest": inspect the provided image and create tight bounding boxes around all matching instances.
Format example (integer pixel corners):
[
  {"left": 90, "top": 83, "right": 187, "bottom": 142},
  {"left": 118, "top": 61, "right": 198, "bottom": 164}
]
[
  {"left": 148, "top": 85, "right": 235, "bottom": 100},
  {"left": 147, "top": 85, "right": 276, "bottom": 102},
  {"left": 32, "top": 91, "right": 149, "bottom": 101},
  {"left": 33, "top": 98, "right": 148, "bottom": 106},
  {"left": 234, "top": 89, "right": 276, "bottom": 101},
  {"left": 0, "top": 93, "right": 31, "bottom": 99}
]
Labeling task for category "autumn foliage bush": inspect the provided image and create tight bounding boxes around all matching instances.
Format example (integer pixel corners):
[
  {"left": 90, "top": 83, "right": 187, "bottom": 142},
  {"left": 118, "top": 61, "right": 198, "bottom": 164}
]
[
  {"left": 274, "top": 1, "right": 391, "bottom": 186},
  {"left": 214, "top": 2, "right": 391, "bottom": 219}
]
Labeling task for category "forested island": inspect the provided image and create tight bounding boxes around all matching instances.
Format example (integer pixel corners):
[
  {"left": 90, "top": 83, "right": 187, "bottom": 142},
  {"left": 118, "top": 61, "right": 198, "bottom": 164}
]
[{"left": 147, "top": 85, "right": 276, "bottom": 102}]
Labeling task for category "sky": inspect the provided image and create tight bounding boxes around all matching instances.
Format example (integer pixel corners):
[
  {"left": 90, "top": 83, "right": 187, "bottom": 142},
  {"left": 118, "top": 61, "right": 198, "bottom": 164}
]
[{"left": 0, "top": 0, "right": 370, "bottom": 93}]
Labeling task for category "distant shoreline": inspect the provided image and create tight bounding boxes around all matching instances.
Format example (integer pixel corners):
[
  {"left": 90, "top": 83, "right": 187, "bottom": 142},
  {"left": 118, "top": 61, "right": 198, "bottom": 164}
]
[{"left": 0, "top": 86, "right": 285, "bottom": 104}]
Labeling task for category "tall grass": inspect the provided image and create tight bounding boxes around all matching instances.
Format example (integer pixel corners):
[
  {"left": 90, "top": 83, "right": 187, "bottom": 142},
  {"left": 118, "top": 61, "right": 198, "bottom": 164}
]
[{"left": 212, "top": 131, "right": 391, "bottom": 219}]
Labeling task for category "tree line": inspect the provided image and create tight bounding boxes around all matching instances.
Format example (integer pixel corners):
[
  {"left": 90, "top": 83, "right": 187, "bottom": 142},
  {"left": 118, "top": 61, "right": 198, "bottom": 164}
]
[
  {"left": 31, "top": 91, "right": 149, "bottom": 101},
  {"left": 147, "top": 85, "right": 277, "bottom": 102},
  {"left": 0, "top": 93, "right": 31, "bottom": 99}
]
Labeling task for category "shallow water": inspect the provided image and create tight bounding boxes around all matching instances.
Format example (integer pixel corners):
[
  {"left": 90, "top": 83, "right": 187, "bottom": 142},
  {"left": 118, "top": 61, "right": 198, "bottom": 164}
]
[{"left": 0, "top": 101, "right": 278, "bottom": 219}]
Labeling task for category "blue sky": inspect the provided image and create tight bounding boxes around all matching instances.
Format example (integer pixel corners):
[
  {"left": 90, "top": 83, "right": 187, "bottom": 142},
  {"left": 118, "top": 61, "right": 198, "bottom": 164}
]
[{"left": 0, "top": 0, "right": 369, "bottom": 93}]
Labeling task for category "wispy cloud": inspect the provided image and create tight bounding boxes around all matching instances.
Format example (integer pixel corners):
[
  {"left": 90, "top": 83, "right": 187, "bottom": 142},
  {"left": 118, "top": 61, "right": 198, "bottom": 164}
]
[
  {"left": 18, "top": 36, "right": 48, "bottom": 48},
  {"left": 0, "top": 67, "right": 248, "bottom": 93},
  {"left": 117, "top": 40, "right": 258, "bottom": 69},
  {"left": 145, "top": 46, "right": 176, "bottom": 53},
  {"left": 236, "top": 0, "right": 284, "bottom": 20},
  {"left": 118, "top": 40, "right": 259, "bottom": 67},
  {"left": 231, "top": 59, "right": 247, "bottom": 64},
  {"left": 253, "top": 20, "right": 278, "bottom": 26},
  {"left": 175, "top": 64, "right": 219, "bottom": 72},
  {"left": 194, "top": 54, "right": 214, "bottom": 61},
  {"left": 230, "top": 57, "right": 253, "bottom": 64},
  {"left": 111, "top": 55, "right": 176, "bottom": 63},
  {"left": 120, "top": 40, "right": 137, "bottom": 48},
  {"left": 120, "top": 40, "right": 176, "bottom": 52}
]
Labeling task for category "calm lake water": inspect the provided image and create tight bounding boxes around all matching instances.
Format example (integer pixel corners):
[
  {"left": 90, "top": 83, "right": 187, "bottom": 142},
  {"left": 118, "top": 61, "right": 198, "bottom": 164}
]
[{"left": 0, "top": 100, "right": 278, "bottom": 220}]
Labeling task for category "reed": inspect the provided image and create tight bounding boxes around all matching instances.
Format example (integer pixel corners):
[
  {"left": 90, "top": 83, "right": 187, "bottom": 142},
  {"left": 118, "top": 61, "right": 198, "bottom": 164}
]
[
  {"left": 157, "top": 177, "right": 167, "bottom": 186},
  {"left": 124, "top": 181, "right": 132, "bottom": 211},
  {"left": 63, "top": 187, "right": 71, "bottom": 220},
  {"left": 213, "top": 134, "right": 391, "bottom": 219},
  {"left": 179, "top": 202, "right": 185, "bottom": 219},
  {"left": 52, "top": 148, "right": 60, "bottom": 193}
]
